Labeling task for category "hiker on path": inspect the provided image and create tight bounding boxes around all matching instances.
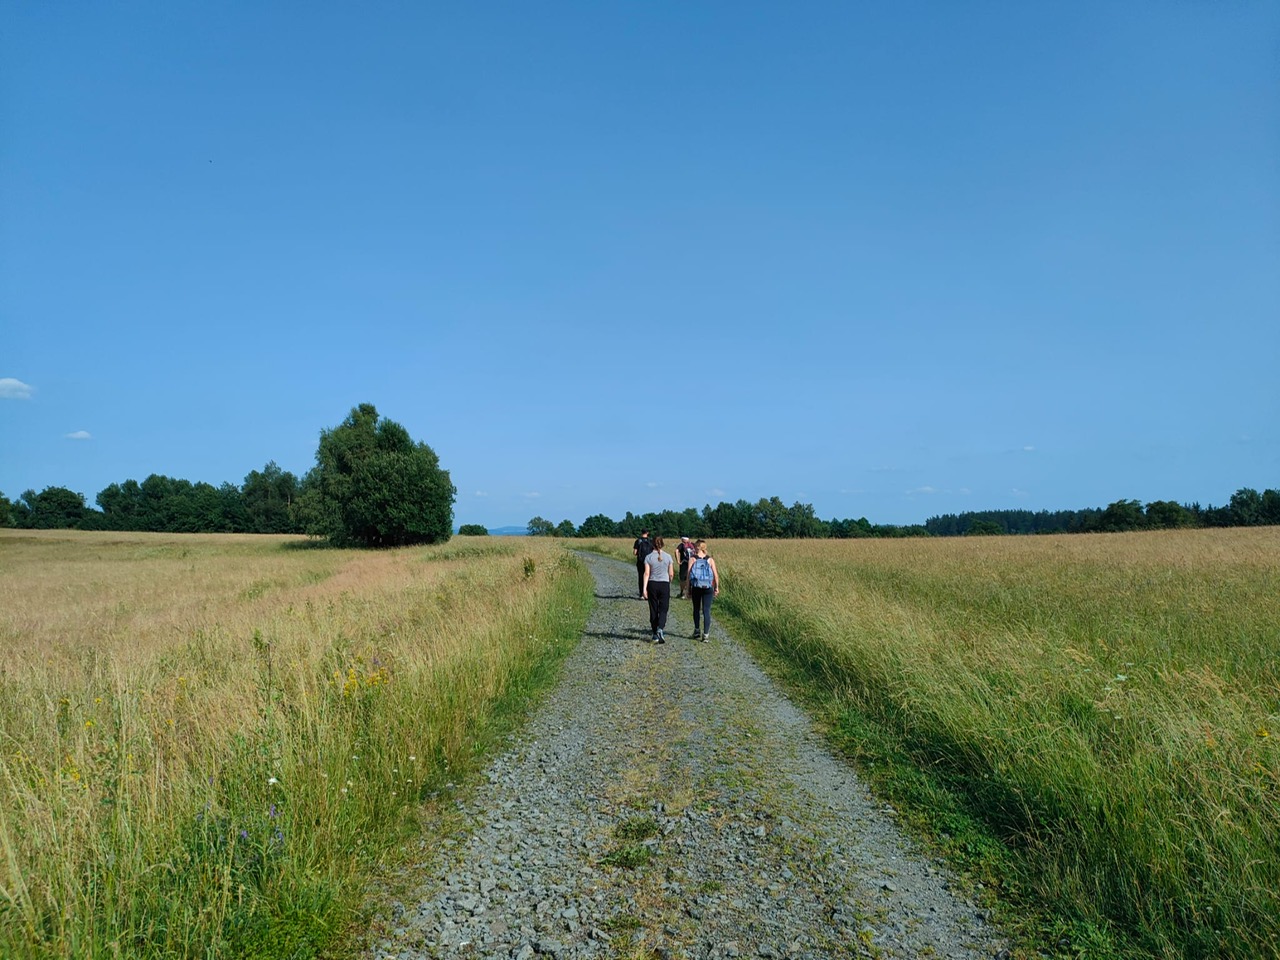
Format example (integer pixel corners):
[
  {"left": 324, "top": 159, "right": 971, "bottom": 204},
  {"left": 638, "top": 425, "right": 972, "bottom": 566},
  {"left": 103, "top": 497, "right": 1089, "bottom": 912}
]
[
  {"left": 676, "top": 536, "right": 695, "bottom": 599},
  {"left": 688, "top": 539, "right": 720, "bottom": 641},
  {"left": 632, "top": 530, "right": 653, "bottom": 599},
  {"left": 641, "top": 536, "right": 675, "bottom": 643}
]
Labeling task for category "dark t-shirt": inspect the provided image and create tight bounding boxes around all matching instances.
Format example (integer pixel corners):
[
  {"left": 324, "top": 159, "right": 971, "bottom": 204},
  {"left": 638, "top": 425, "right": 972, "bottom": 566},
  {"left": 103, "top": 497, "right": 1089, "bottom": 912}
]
[{"left": 633, "top": 538, "right": 653, "bottom": 562}]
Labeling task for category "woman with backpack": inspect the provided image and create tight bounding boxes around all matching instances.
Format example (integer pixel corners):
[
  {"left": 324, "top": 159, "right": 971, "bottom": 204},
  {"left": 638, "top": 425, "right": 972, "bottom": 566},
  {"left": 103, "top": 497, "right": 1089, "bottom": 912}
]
[{"left": 687, "top": 539, "right": 720, "bottom": 641}]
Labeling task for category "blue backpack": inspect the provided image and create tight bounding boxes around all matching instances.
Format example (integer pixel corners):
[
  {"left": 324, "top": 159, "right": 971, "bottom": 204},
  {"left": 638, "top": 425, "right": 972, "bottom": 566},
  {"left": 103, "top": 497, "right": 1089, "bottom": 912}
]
[{"left": 690, "top": 556, "right": 714, "bottom": 589}]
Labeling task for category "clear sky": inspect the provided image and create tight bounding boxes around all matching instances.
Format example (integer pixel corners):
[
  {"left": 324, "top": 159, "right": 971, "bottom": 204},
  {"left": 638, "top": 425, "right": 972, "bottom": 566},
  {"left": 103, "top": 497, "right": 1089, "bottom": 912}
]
[{"left": 2, "top": 2, "right": 1277, "bottom": 529}]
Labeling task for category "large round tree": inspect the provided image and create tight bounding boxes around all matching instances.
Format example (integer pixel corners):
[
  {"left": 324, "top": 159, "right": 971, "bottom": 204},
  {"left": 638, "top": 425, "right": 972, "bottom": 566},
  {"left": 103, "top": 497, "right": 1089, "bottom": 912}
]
[{"left": 300, "top": 403, "right": 455, "bottom": 547}]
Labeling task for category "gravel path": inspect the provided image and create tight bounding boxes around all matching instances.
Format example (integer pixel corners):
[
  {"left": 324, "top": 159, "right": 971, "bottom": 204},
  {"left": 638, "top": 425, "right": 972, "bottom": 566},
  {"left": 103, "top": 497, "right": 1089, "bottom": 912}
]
[{"left": 364, "top": 552, "right": 1009, "bottom": 959}]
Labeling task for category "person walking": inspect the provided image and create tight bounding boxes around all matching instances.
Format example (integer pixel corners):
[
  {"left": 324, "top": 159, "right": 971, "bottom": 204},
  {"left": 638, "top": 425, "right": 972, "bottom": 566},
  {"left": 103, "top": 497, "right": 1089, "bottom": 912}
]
[
  {"left": 676, "top": 536, "right": 695, "bottom": 599},
  {"left": 641, "top": 536, "right": 675, "bottom": 643},
  {"left": 632, "top": 529, "right": 653, "bottom": 599},
  {"left": 688, "top": 539, "right": 720, "bottom": 641}
]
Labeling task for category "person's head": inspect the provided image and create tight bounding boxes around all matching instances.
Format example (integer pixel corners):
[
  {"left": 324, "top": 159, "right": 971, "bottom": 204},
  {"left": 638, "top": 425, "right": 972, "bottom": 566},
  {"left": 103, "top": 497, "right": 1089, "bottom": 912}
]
[
  {"left": 681, "top": 536, "right": 690, "bottom": 545},
  {"left": 653, "top": 536, "right": 664, "bottom": 551},
  {"left": 695, "top": 539, "right": 708, "bottom": 555},
  {"left": 641, "top": 529, "right": 650, "bottom": 538}
]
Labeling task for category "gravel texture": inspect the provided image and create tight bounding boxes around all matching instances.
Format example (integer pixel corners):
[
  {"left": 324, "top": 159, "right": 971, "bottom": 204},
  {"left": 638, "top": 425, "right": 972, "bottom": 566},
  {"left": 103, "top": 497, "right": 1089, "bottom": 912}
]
[{"left": 364, "top": 552, "right": 1009, "bottom": 959}]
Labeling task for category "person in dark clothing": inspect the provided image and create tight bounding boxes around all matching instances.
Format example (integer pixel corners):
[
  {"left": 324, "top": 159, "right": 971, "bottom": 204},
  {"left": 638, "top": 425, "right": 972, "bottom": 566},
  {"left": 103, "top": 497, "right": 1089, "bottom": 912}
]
[
  {"left": 641, "top": 536, "right": 675, "bottom": 643},
  {"left": 632, "top": 530, "right": 653, "bottom": 599},
  {"left": 676, "top": 536, "right": 695, "bottom": 599}
]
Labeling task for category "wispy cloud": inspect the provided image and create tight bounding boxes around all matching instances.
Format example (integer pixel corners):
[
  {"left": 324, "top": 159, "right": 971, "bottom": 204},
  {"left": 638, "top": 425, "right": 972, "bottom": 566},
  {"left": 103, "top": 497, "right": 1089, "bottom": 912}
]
[
  {"left": 839, "top": 488, "right": 866, "bottom": 495},
  {"left": 1011, "top": 488, "right": 1030, "bottom": 498},
  {"left": 66, "top": 430, "right": 92, "bottom": 441},
  {"left": 522, "top": 491, "right": 541, "bottom": 499},
  {"left": 1023, "top": 445, "right": 1036, "bottom": 452},
  {"left": 907, "top": 485, "right": 937, "bottom": 495},
  {"left": 709, "top": 487, "right": 726, "bottom": 499},
  {"left": 0, "top": 378, "right": 33, "bottom": 400},
  {"left": 473, "top": 490, "right": 488, "bottom": 497},
  {"left": 645, "top": 481, "right": 659, "bottom": 488}
]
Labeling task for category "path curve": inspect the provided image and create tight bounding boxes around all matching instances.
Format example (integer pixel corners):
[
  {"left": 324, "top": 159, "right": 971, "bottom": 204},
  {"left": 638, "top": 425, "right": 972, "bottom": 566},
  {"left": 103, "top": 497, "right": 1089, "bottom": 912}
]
[{"left": 364, "top": 552, "right": 1008, "bottom": 959}]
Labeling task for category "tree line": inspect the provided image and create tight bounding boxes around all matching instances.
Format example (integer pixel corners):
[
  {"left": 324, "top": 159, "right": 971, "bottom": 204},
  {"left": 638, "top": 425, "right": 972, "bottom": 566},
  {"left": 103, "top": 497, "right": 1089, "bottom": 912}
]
[
  {"left": 523, "top": 487, "right": 1279, "bottom": 540},
  {"left": 0, "top": 404, "right": 456, "bottom": 547}
]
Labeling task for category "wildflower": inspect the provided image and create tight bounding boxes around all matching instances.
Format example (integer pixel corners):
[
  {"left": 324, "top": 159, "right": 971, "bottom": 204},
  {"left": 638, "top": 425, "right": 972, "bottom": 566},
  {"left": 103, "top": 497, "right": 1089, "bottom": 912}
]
[
  {"left": 84, "top": 720, "right": 94, "bottom": 729},
  {"left": 268, "top": 804, "right": 277, "bottom": 819},
  {"left": 1259, "top": 728, "right": 1271, "bottom": 739},
  {"left": 239, "top": 829, "right": 249, "bottom": 840},
  {"left": 267, "top": 777, "right": 279, "bottom": 786}
]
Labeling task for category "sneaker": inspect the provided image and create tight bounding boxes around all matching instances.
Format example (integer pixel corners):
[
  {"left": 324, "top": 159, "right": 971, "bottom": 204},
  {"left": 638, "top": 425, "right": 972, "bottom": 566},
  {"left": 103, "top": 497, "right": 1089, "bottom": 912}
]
[
  {"left": 701, "top": 632, "right": 710, "bottom": 641},
  {"left": 656, "top": 633, "right": 666, "bottom": 644}
]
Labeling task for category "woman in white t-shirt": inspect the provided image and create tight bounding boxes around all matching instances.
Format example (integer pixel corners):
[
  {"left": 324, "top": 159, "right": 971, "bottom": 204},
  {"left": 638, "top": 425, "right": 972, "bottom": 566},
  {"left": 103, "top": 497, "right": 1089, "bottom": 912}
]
[{"left": 641, "top": 536, "right": 675, "bottom": 643}]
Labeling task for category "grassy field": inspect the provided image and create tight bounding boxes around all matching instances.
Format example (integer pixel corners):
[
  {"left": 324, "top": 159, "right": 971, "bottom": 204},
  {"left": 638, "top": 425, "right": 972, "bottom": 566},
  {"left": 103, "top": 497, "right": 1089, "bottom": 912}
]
[
  {"left": 584, "top": 530, "right": 1280, "bottom": 960},
  {"left": 0, "top": 529, "right": 593, "bottom": 960}
]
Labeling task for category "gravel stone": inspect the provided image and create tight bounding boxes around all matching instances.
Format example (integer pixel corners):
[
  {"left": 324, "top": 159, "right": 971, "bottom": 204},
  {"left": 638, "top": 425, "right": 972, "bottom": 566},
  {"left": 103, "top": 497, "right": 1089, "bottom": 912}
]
[{"left": 363, "top": 552, "right": 1009, "bottom": 959}]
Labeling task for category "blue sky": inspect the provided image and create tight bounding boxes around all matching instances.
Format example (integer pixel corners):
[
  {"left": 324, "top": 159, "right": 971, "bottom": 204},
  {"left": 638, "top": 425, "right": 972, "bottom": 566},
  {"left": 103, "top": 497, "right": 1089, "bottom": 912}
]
[{"left": 2, "top": 2, "right": 1276, "bottom": 529}]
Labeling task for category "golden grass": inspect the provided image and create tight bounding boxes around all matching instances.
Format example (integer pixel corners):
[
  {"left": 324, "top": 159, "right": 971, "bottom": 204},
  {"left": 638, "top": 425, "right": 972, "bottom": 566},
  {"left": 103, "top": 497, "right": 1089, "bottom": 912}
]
[{"left": 0, "top": 529, "right": 592, "bottom": 959}]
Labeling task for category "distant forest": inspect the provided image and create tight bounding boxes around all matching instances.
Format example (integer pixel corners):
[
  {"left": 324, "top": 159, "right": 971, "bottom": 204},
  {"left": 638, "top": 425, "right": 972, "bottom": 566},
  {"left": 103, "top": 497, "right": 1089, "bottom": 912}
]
[
  {"left": 3, "top": 472, "right": 1276, "bottom": 539},
  {"left": 1, "top": 463, "right": 305, "bottom": 534},
  {"left": 526, "top": 487, "right": 1280, "bottom": 540}
]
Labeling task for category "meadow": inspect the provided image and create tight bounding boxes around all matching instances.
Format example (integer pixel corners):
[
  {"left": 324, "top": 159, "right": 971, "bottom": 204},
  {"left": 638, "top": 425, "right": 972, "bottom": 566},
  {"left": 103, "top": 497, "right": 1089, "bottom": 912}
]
[
  {"left": 582, "top": 529, "right": 1280, "bottom": 959},
  {"left": 0, "top": 529, "right": 593, "bottom": 959}
]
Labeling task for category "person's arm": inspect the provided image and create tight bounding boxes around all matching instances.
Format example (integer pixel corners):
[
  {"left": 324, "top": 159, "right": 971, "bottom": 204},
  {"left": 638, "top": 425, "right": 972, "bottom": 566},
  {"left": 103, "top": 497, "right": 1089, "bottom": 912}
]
[
  {"left": 642, "top": 559, "right": 650, "bottom": 597},
  {"left": 709, "top": 558, "right": 720, "bottom": 594},
  {"left": 666, "top": 554, "right": 675, "bottom": 580}
]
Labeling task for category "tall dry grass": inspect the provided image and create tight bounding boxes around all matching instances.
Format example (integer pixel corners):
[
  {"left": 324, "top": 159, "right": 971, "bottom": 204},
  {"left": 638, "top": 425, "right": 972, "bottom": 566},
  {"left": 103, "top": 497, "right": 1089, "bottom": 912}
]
[
  {"left": 0, "top": 529, "right": 592, "bottom": 959},
  {"left": 583, "top": 531, "right": 1279, "bottom": 958}
]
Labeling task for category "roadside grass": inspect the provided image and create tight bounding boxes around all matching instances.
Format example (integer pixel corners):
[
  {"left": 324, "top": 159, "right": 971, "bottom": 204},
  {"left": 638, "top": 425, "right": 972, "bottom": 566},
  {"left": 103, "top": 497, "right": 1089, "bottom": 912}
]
[
  {"left": 0, "top": 529, "right": 593, "bottom": 960},
  {"left": 580, "top": 532, "right": 1280, "bottom": 959}
]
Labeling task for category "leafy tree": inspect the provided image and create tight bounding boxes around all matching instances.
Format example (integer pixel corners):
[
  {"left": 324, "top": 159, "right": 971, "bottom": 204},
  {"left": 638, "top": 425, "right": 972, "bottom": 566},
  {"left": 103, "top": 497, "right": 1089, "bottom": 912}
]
[
  {"left": 242, "top": 461, "right": 300, "bottom": 534},
  {"left": 0, "top": 492, "right": 11, "bottom": 527},
  {"left": 1229, "top": 488, "right": 1263, "bottom": 526},
  {"left": 17, "top": 486, "right": 87, "bottom": 529},
  {"left": 1262, "top": 489, "right": 1280, "bottom": 526},
  {"left": 297, "top": 403, "right": 455, "bottom": 547},
  {"left": 1099, "top": 499, "right": 1146, "bottom": 532},
  {"left": 526, "top": 516, "right": 554, "bottom": 536},
  {"left": 1145, "top": 500, "right": 1195, "bottom": 529},
  {"left": 458, "top": 523, "right": 488, "bottom": 536},
  {"left": 96, "top": 479, "right": 146, "bottom": 530},
  {"left": 578, "top": 513, "right": 617, "bottom": 538},
  {"left": 554, "top": 519, "right": 576, "bottom": 538},
  {"left": 966, "top": 520, "right": 1004, "bottom": 536}
]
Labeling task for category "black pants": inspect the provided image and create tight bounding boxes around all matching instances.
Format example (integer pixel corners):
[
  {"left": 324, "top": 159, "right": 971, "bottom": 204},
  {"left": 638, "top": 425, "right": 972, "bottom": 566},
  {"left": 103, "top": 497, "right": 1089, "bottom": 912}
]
[
  {"left": 647, "top": 580, "right": 671, "bottom": 632},
  {"left": 691, "top": 586, "right": 714, "bottom": 634}
]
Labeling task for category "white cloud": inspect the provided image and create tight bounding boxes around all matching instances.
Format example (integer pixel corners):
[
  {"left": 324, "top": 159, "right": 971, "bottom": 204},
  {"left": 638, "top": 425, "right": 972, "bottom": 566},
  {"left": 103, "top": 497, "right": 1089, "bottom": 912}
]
[
  {"left": 907, "top": 486, "right": 937, "bottom": 495},
  {"left": 708, "top": 487, "right": 726, "bottom": 498},
  {"left": 839, "top": 488, "right": 867, "bottom": 495},
  {"left": 66, "top": 430, "right": 92, "bottom": 441},
  {"left": 522, "top": 491, "right": 541, "bottom": 499},
  {"left": 473, "top": 490, "right": 488, "bottom": 497},
  {"left": 1011, "top": 488, "right": 1030, "bottom": 498},
  {"left": 1023, "top": 445, "right": 1035, "bottom": 452},
  {"left": 645, "top": 481, "right": 659, "bottom": 488},
  {"left": 0, "top": 378, "right": 33, "bottom": 399}
]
